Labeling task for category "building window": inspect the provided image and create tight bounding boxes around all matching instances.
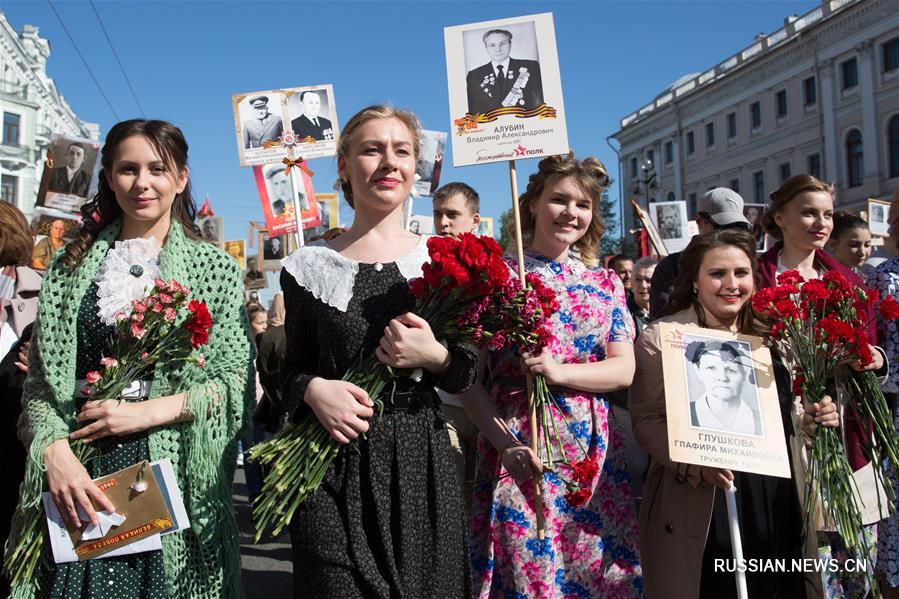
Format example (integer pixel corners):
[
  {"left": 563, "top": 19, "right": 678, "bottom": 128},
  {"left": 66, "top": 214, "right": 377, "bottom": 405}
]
[
  {"left": 2, "top": 112, "right": 20, "bottom": 146},
  {"left": 884, "top": 38, "right": 899, "bottom": 72},
  {"left": 750, "top": 102, "right": 761, "bottom": 130},
  {"left": 803, "top": 77, "right": 817, "bottom": 106},
  {"left": 779, "top": 162, "right": 792, "bottom": 182},
  {"left": 0, "top": 175, "right": 17, "bottom": 204},
  {"left": 753, "top": 171, "right": 765, "bottom": 203},
  {"left": 647, "top": 149, "right": 655, "bottom": 168},
  {"left": 664, "top": 141, "right": 673, "bottom": 164},
  {"left": 846, "top": 129, "right": 863, "bottom": 187},
  {"left": 688, "top": 192, "right": 697, "bottom": 215},
  {"left": 729, "top": 178, "right": 740, "bottom": 193},
  {"left": 630, "top": 157, "right": 637, "bottom": 178},
  {"left": 888, "top": 115, "right": 899, "bottom": 178},
  {"left": 808, "top": 153, "right": 821, "bottom": 179},
  {"left": 775, "top": 90, "right": 788, "bottom": 118},
  {"left": 666, "top": 191, "right": 676, "bottom": 202},
  {"left": 705, "top": 123, "right": 715, "bottom": 148},
  {"left": 727, "top": 112, "right": 737, "bottom": 138},
  {"left": 686, "top": 131, "right": 695, "bottom": 155},
  {"left": 841, "top": 58, "right": 858, "bottom": 90}
]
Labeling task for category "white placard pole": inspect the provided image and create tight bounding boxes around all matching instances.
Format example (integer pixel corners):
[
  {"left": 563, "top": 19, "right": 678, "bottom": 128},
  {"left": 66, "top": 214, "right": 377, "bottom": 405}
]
[
  {"left": 725, "top": 484, "right": 749, "bottom": 599},
  {"left": 288, "top": 166, "right": 306, "bottom": 248}
]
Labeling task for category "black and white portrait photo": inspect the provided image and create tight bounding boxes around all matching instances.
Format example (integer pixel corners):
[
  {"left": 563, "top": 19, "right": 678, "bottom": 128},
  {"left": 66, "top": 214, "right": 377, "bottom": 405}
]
[
  {"left": 39, "top": 134, "right": 100, "bottom": 212},
  {"left": 244, "top": 255, "right": 267, "bottom": 290},
  {"left": 462, "top": 21, "right": 543, "bottom": 116},
  {"left": 414, "top": 130, "right": 447, "bottom": 197},
  {"left": 743, "top": 203, "right": 767, "bottom": 250},
  {"left": 199, "top": 216, "right": 224, "bottom": 245},
  {"left": 264, "top": 165, "right": 308, "bottom": 217},
  {"left": 288, "top": 89, "right": 335, "bottom": 142},
  {"left": 685, "top": 337, "right": 762, "bottom": 437},
  {"left": 259, "top": 230, "right": 289, "bottom": 271},
  {"left": 240, "top": 95, "right": 283, "bottom": 150},
  {"left": 408, "top": 215, "right": 434, "bottom": 235},
  {"left": 868, "top": 200, "right": 891, "bottom": 237},
  {"left": 655, "top": 204, "right": 683, "bottom": 240}
]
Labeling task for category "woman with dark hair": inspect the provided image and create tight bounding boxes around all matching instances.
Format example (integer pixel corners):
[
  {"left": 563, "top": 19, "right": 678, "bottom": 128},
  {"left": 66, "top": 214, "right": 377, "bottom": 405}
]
[
  {"left": 0, "top": 202, "right": 42, "bottom": 597},
  {"left": 759, "top": 174, "right": 887, "bottom": 596},
  {"left": 630, "top": 229, "right": 836, "bottom": 598},
  {"left": 280, "top": 105, "right": 476, "bottom": 598},
  {"left": 462, "top": 155, "right": 641, "bottom": 597},
  {"left": 827, "top": 210, "right": 872, "bottom": 273},
  {"left": 10, "top": 119, "right": 254, "bottom": 598}
]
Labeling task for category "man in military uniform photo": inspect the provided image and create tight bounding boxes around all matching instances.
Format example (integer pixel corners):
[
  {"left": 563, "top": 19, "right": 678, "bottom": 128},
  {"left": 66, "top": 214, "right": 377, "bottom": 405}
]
[
  {"left": 242, "top": 95, "right": 283, "bottom": 149},
  {"left": 466, "top": 29, "right": 544, "bottom": 116},
  {"left": 290, "top": 90, "right": 334, "bottom": 141},
  {"left": 48, "top": 142, "right": 90, "bottom": 196}
]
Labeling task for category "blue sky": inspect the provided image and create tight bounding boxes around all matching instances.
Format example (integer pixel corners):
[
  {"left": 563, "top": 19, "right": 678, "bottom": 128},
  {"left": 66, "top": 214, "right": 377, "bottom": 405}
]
[{"left": 4, "top": 0, "right": 817, "bottom": 293}]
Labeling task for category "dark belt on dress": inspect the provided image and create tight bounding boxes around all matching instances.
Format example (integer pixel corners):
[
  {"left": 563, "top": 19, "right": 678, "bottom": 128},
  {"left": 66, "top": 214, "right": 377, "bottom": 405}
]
[{"left": 378, "top": 386, "right": 438, "bottom": 413}]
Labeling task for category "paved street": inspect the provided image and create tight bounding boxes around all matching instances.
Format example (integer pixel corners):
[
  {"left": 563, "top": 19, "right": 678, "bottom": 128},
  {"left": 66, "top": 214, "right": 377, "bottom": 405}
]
[{"left": 234, "top": 468, "right": 292, "bottom": 598}]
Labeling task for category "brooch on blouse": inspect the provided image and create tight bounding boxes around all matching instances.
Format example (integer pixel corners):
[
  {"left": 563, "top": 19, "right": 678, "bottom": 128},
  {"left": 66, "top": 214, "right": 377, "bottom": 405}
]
[{"left": 94, "top": 237, "right": 162, "bottom": 325}]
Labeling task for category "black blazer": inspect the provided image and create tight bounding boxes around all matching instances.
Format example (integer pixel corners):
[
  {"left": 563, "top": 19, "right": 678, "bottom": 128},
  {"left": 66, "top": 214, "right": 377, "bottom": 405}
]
[
  {"left": 48, "top": 166, "right": 90, "bottom": 196},
  {"left": 290, "top": 114, "right": 334, "bottom": 141},
  {"left": 465, "top": 58, "right": 544, "bottom": 116}
]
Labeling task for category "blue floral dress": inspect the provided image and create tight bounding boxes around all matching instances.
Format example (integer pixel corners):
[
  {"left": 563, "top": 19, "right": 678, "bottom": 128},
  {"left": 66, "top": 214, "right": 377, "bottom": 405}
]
[{"left": 469, "top": 252, "right": 642, "bottom": 598}]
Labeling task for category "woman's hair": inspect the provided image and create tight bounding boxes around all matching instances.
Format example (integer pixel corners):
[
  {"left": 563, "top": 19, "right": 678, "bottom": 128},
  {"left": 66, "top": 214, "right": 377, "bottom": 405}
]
[
  {"left": 761, "top": 174, "right": 834, "bottom": 241},
  {"left": 0, "top": 201, "right": 33, "bottom": 267},
  {"left": 267, "top": 292, "right": 285, "bottom": 327},
  {"left": 511, "top": 154, "right": 610, "bottom": 268},
  {"left": 246, "top": 302, "right": 266, "bottom": 322},
  {"left": 830, "top": 210, "right": 869, "bottom": 241},
  {"left": 336, "top": 105, "right": 421, "bottom": 209},
  {"left": 659, "top": 229, "right": 761, "bottom": 335},
  {"left": 59, "top": 119, "right": 200, "bottom": 271},
  {"left": 687, "top": 339, "right": 743, "bottom": 366},
  {"left": 889, "top": 190, "right": 899, "bottom": 251}
]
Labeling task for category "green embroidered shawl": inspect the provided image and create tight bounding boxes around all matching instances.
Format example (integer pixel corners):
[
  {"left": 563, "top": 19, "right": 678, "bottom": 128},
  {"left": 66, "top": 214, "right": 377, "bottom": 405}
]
[{"left": 11, "top": 220, "right": 255, "bottom": 598}]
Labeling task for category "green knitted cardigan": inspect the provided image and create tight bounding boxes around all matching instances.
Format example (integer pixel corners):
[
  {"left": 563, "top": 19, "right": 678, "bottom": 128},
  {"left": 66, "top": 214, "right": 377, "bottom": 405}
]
[{"left": 9, "top": 220, "right": 255, "bottom": 598}]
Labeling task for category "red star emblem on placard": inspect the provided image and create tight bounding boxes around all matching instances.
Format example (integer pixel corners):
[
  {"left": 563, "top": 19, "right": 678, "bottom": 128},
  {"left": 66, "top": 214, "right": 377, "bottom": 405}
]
[{"left": 513, "top": 144, "right": 527, "bottom": 157}]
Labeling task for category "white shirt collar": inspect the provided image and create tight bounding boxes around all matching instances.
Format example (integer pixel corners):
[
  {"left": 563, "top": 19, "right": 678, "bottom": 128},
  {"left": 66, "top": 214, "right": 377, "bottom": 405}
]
[
  {"left": 491, "top": 59, "right": 510, "bottom": 76},
  {"left": 66, "top": 165, "right": 78, "bottom": 179}
]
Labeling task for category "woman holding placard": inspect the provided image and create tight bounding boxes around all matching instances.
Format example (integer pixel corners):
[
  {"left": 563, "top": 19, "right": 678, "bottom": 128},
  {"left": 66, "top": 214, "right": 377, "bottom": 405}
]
[
  {"left": 462, "top": 155, "right": 642, "bottom": 598},
  {"left": 9, "top": 119, "right": 254, "bottom": 598},
  {"left": 630, "top": 229, "right": 833, "bottom": 598},
  {"left": 279, "top": 105, "right": 477, "bottom": 598}
]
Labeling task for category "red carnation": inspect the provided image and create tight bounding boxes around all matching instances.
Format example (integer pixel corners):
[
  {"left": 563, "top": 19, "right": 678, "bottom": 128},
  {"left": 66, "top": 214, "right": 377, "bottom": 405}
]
[
  {"left": 185, "top": 300, "right": 213, "bottom": 348},
  {"left": 774, "top": 299, "right": 800, "bottom": 319},
  {"left": 776, "top": 269, "right": 804, "bottom": 286},
  {"left": 570, "top": 458, "right": 599, "bottom": 484},
  {"left": 880, "top": 296, "right": 899, "bottom": 321},
  {"left": 564, "top": 488, "right": 591, "bottom": 508},
  {"left": 792, "top": 370, "right": 806, "bottom": 398}
]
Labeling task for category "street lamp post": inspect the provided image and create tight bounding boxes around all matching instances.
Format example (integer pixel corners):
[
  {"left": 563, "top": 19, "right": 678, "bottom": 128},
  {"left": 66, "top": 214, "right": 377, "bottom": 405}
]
[{"left": 629, "top": 158, "right": 656, "bottom": 244}]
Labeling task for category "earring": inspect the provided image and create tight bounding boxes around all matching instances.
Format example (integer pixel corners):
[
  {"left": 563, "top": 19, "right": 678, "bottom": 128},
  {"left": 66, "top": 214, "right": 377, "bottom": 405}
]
[{"left": 692, "top": 287, "right": 698, "bottom": 295}]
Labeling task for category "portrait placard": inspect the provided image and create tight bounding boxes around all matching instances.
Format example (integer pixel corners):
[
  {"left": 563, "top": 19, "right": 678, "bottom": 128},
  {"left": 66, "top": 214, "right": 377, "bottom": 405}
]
[
  {"left": 232, "top": 84, "right": 339, "bottom": 167},
  {"left": 29, "top": 207, "right": 82, "bottom": 270},
  {"left": 659, "top": 323, "right": 789, "bottom": 478},
  {"left": 304, "top": 193, "right": 340, "bottom": 240},
  {"left": 476, "top": 216, "right": 494, "bottom": 238},
  {"left": 36, "top": 134, "right": 100, "bottom": 213},
  {"left": 415, "top": 130, "right": 447, "bottom": 197},
  {"left": 244, "top": 256, "right": 267, "bottom": 290},
  {"left": 252, "top": 163, "right": 320, "bottom": 237},
  {"left": 198, "top": 216, "right": 224, "bottom": 246},
  {"left": 868, "top": 199, "right": 891, "bottom": 237},
  {"left": 444, "top": 13, "right": 568, "bottom": 167},
  {"left": 258, "top": 229, "right": 289, "bottom": 271},
  {"left": 742, "top": 203, "right": 768, "bottom": 252},
  {"left": 408, "top": 214, "right": 434, "bottom": 235},
  {"left": 223, "top": 240, "right": 246, "bottom": 269},
  {"left": 649, "top": 201, "right": 690, "bottom": 253}
]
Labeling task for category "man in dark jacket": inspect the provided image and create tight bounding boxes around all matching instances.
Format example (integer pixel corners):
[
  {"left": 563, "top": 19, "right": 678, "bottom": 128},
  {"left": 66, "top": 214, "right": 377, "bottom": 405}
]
[
  {"left": 649, "top": 187, "right": 751, "bottom": 319},
  {"left": 466, "top": 29, "right": 543, "bottom": 116},
  {"left": 48, "top": 142, "right": 90, "bottom": 196}
]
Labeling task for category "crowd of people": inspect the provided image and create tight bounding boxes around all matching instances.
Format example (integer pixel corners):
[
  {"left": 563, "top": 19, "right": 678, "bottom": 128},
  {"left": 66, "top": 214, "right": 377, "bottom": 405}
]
[{"left": 0, "top": 105, "right": 897, "bottom": 599}]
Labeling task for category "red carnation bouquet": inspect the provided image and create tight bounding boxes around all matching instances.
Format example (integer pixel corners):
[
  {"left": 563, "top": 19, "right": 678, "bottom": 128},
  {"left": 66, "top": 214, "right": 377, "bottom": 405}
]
[
  {"left": 4, "top": 278, "right": 212, "bottom": 591},
  {"left": 753, "top": 270, "right": 899, "bottom": 562},
  {"left": 250, "top": 234, "right": 561, "bottom": 540}
]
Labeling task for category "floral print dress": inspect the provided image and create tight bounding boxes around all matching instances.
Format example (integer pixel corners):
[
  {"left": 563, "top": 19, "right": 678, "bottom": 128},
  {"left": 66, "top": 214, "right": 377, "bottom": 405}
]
[{"left": 470, "top": 252, "right": 643, "bottom": 599}]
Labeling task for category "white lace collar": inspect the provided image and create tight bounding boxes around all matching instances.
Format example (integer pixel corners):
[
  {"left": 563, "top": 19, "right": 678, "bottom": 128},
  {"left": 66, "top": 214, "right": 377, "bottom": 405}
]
[
  {"left": 281, "top": 236, "right": 429, "bottom": 312},
  {"left": 94, "top": 236, "right": 162, "bottom": 325}
]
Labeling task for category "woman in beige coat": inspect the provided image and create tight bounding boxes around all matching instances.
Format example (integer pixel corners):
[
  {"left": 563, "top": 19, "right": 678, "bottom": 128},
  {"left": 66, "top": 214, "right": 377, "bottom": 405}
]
[{"left": 629, "top": 229, "right": 837, "bottom": 598}]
